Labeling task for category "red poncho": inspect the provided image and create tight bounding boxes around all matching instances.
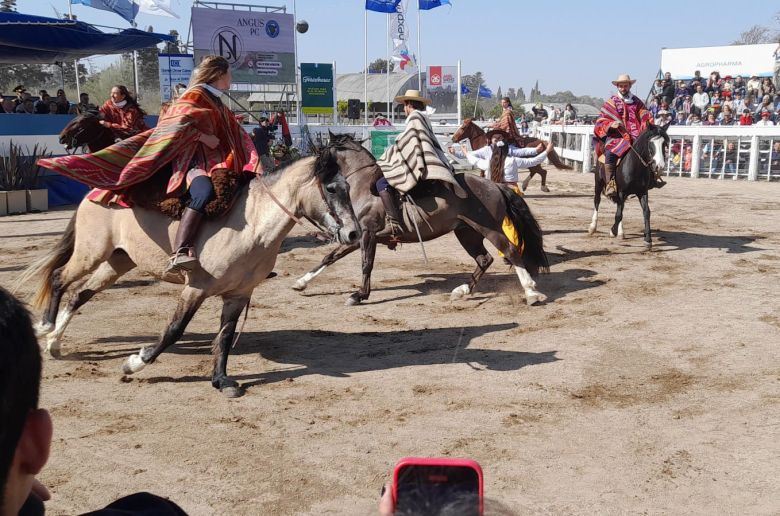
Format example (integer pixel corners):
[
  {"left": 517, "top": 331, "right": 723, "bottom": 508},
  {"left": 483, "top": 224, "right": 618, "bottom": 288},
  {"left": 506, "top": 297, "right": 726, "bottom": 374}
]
[
  {"left": 594, "top": 94, "right": 653, "bottom": 157},
  {"left": 99, "top": 100, "right": 149, "bottom": 139}
]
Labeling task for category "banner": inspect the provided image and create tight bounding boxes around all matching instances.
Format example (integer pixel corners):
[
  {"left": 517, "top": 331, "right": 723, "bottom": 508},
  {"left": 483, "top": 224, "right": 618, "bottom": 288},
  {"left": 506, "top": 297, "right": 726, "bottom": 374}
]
[
  {"left": 427, "top": 65, "right": 456, "bottom": 91},
  {"left": 390, "top": 1, "right": 417, "bottom": 74},
  {"left": 661, "top": 44, "right": 777, "bottom": 79},
  {"left": 191, "top": 7, "right": 295, "bottom": 84},
  {"left": 158, "top": 54, "right": 194, "bottom": 102},
  {"left": 300, "top": 63, "right": 334, "bottom": 115}
]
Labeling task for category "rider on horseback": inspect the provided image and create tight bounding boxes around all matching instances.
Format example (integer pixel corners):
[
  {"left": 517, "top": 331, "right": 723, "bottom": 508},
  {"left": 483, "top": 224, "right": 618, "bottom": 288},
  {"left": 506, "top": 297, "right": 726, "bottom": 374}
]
[
  {"left": 375, "top": 89, "right": 465, "bottom": 238},
  {"left": 595, "top": 74, "right": 665, "bottom": 199},
  {"left": 466, "top": 129, "right": 552, "bottom": 193}
]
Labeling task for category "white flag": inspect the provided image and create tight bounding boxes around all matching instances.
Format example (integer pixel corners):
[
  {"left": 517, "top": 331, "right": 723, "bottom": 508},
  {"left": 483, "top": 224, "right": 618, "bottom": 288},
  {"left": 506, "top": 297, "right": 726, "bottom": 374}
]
[
  {"left": 389, "top": 0, "right": 417, "bottom": 74},
  {"left": 134, "top": 0, "right": 179, "bottom": 18}
]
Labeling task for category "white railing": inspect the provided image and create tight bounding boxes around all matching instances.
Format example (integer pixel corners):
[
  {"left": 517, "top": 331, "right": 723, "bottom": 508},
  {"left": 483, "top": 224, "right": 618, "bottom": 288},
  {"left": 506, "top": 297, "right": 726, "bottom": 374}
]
[{"left": 535, "top": 124, "right": 780, "bottom": 182}]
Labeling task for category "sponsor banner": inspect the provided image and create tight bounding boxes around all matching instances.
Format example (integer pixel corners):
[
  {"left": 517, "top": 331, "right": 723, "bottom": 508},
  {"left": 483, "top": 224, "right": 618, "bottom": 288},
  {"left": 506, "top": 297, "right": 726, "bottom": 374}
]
[
  {"left": 191, "top": 7, "right": 295, "bottom": 84},
  {"left": 158, "top": 54, "right": 194, "bottom": 102},
  {"left": 390, "top": 0, "right": 417, "bottom": 74},
  {"left": 427, "top": 65, "right": 456, "bottom": 91},
  {"left": 661, "top": 44, "right": 777, "bottom": 79},
  {"left": 301, "top": 63, "right": 334, "bottom": 115}
]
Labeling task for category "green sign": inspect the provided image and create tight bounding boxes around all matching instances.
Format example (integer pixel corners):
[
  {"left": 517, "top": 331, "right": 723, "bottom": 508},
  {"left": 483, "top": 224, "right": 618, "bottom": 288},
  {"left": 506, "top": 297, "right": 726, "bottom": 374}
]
[{"left": 301, "top": 63, "right": 334, "bottom": 115}]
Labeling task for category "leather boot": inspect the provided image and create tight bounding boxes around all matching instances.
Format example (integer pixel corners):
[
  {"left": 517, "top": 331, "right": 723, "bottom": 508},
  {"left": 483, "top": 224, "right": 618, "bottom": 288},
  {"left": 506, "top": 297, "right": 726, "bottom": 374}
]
[
  {"left": 378, "top": 188, "right": 404, "bottom": 237},
  {"left": 604, "top": 163, "right": 618, "bottom": 198},
  {"left": 164, "top": 207, "right": 204, "bottom": 274}
]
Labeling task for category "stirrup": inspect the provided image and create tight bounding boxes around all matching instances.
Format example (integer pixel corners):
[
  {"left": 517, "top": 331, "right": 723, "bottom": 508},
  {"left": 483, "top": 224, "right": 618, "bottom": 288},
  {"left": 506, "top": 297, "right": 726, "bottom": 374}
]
[
  {"left": 166, "top": 247, "right": 198, "bottom": 272},
  {"left": 604, "top": 179, "right": 617, "bottom": 198}
]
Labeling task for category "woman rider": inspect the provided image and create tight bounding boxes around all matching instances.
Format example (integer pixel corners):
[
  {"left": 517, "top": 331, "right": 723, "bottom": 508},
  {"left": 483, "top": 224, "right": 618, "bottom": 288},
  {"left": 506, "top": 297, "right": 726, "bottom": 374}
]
[{"left": 99, "top": 85, "right": 150, "bottom": 139}]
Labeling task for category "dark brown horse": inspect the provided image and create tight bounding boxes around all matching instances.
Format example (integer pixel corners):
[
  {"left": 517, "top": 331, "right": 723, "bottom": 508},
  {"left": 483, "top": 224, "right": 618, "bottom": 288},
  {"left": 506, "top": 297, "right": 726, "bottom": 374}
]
[
  {"left": 292, "top": 133, "right": 549, "bottom": 306},
  {"left": 451, "top": 118, "right": 571, "bottom": 192},
  {"left": 59, "top": 112, "right": 118, "bottom": 153}
]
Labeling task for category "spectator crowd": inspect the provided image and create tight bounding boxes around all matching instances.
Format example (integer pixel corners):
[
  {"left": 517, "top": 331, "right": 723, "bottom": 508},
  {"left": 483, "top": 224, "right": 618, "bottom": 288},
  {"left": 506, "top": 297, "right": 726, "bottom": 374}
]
[
  {"left": 1, "top": 85, "right": 96, "bottom": 115},
  {"left": 648, "top": 70, "right": 779, "bottom": 126}
]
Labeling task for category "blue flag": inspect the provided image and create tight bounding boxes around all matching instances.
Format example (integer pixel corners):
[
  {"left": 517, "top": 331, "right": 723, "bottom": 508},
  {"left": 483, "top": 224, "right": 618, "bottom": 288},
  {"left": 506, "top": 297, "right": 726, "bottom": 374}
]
[
  {"left": 365, "top": 0, "right": 401, "bottom": 13},
  {"left": 478, "top": 85, "right": 493, "bottom": 98},
  {"left": 71, "top": 0, "right": 138, "bottom": 23},
  {"left": 461, "top": 84, "right": 470, "bottom": 95},
  {"left": 419, "top": 0, "right": 451, "bottom": 10}
]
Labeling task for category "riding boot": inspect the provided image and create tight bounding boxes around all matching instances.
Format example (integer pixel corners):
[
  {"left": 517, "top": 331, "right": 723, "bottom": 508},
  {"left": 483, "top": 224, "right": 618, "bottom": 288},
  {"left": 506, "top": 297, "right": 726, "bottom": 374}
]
[
  {"left": 164, "top": 207, "right": 204, "bottom": 274},
  {"left": 604, "top": 163, "right": 618, "bottom": 199},
  {"left": 378, "top": 188, "right": 405, "bottom": 238}
]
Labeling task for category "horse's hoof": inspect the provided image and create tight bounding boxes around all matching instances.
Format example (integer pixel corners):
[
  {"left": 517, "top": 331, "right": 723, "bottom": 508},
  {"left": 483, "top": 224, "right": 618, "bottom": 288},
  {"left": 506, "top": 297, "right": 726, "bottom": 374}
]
[
  {"left": 450, "top": 284, "right": 470, "bottom": 300},
  {"left": 35, "top": 322, "right": 54, "bottom": 338},
  {"left": 587, "top": 225, "right": 596, "bottom": 235},
  {"left": 609, "top": 229, "right": 617, "bottom": 238},
  {"left": 291, "top": 279, "right": 307, "bottom": 291},
  {"left": 345, "top": 295, "right": 362, "bottom": 306},
  {"left": 122, "top": 354, "right": 146, "bottom": 375},
  {"left": 45, "top": 342, "right": 62, "bottom": 359},
  {"left": 644, "top": 240, "right": 653, "bottom": 249},
  {"left": 526, "top": 292, "right": 547, "bottom": 306},
  {"left": 540, "top": 185, "right": 550, "bottom": 193},
  {"left": 221, "top": 385, "right": 243, "bottom": 398}
]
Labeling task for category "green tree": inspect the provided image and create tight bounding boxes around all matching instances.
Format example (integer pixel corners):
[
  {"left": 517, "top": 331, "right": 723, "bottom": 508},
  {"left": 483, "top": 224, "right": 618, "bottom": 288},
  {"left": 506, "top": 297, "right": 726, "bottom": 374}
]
[
  {"left": 0, "top": 64, "right": 54, "bottom": 94},
  {"left": 61, "top": 61, "right": 89, "bottom": 90},
  {"left": 366, "top": 58, "right": 394, "bottom": 73},
  {"left": 517, "top": 87, "right": 526, "bottom": 103},
  {"left": 0, "top": 0, "right": 16, "bottom": 12},
  {"left": 461, "top": 72, "right": 484, "bottom": 92},
  {"left": 506, "top": 88, "right": 516, "bottom": 101},
  {"left": 487, "top": 103, "right": 503, "bottom": 119},
  {"left": 460, "top": 97, "right": 484, "bottom": 120}
]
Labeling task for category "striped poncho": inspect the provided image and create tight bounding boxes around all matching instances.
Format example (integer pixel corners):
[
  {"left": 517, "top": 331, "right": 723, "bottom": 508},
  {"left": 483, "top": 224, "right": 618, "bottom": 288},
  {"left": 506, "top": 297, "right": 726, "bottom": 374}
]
[
  {"left": 594, "top": 94, "right": 653, "bottom": 157},
  {"left": 38, "top": 86, "right": 258, "bottom": 206},
  {"left": 377, "top": 110, "right": 465, "bottom": 196}
]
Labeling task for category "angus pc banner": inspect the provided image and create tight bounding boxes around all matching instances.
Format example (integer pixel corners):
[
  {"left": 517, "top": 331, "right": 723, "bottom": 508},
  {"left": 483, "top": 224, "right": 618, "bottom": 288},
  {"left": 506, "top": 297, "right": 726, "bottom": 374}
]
[
  {"left": 158, "top": 54, "right": 194, "bottom": 102},
  {"left": 300, "top": 63, "right": 334, "bottom": 115},
  {"left": 191, "top": 7, "right": 295, "bottom": 84}
]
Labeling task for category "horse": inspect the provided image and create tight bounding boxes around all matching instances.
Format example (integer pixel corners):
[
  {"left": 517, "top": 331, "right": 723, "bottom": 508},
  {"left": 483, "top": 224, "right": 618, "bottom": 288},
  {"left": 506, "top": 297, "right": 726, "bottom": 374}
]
[
  {"left": 451, "top": 118, "right": 571, "bottom": 192},
  {"left": 587, "top": 124, "right": 669, "bottom": 248},
  {"left": 291, "top": 133, "right": 549, "bottom": 307},
  {"left": 18, "top": 151, "right": 361, "bottom": 397},
  {"left": 59, "top": 112, "right": 117, "bottom": 153}
]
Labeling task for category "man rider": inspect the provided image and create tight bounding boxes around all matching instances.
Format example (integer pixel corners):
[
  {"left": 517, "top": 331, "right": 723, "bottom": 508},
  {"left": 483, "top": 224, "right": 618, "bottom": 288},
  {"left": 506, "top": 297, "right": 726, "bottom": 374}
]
[{"left": 594, "top": 74, "right": 663, "bottom": 199}]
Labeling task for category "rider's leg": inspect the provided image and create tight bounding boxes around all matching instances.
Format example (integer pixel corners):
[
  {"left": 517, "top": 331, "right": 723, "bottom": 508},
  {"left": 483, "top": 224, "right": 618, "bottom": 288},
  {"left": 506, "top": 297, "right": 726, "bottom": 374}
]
[
  {"left": 604, "top": 150, "right": 618, "bottom": 198},
  {"left": 165, "top": 174, "right": 212, "bottom": 273},
  {"left": 375, "top": 177, "right": 404, "bottom": 236}
]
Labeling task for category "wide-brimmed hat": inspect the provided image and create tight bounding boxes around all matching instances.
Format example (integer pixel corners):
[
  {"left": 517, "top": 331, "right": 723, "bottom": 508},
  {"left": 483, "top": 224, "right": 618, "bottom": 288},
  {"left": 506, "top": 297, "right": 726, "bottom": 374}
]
[
  {"left": 12, "top": 85, "right": 26, "bottom": 93},
  {"left": 394, "top": 89, "right": 431, "bottom": 105},
  {"left": 485, "top": 129, "right": 510, "bottom": 140},
  {"left": 657, "top": 110, "right": 670, "bottom": 116},
  {"left": 611, "top": 74, "right": 636, "bottom": 86}
]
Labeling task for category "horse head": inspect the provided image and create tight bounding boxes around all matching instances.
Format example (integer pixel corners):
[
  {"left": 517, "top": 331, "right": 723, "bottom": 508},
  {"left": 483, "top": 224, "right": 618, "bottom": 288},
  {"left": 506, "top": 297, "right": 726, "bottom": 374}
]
[
  {"left": 641, "top": 124, "right": 670, "bottom": 175},
  {"left": 311, "top": 144, "right": 362, "bottom": 245},
  {"left": 451, "top": 118, "right": 474, "bottom": 142},
  {"left": 59, "top": 112, "right": 114, "bottom": 153}
]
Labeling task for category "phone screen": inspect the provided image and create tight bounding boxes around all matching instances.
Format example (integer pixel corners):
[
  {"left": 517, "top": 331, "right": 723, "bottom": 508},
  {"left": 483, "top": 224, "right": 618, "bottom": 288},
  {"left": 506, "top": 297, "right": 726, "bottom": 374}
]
[{"left": 395, "top": 464, "right": 480, "bottom": 515}]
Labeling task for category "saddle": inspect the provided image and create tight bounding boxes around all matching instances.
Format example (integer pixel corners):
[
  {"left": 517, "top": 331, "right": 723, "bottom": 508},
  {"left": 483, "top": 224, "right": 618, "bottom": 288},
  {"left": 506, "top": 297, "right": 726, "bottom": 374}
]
[{"left": 125, "top": 167, "right": 252, "bottom": 220}]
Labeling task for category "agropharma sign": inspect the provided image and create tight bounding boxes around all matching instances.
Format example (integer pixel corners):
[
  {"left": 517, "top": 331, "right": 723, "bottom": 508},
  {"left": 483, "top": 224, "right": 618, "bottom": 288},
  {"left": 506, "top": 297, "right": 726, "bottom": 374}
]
[{"left": 191, "top": 7, "right": 295, "bottom": 84}]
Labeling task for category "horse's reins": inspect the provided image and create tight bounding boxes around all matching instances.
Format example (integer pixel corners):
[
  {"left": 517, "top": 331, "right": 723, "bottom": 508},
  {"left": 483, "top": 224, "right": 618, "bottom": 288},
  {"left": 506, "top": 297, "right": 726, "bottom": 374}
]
[{"left": 600, "top": 108, "right": 655, "bottom": 169}]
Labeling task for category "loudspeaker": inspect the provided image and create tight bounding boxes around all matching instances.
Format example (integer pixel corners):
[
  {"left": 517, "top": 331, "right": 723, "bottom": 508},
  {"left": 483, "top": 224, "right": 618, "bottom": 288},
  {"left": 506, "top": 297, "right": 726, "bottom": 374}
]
[{"left": 347, "top": 98, "right": 361, "bottom": 120}]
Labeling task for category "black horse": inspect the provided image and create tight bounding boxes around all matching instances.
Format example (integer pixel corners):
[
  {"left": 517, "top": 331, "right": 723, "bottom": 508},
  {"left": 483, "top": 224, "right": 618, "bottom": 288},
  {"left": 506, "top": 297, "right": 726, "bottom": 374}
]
[
  {"left": 588, "top": 124, "right": 669, "bottom": 248},
  {"left": 292, "top": 133, "right": 549, "bottom": 306},
  {"left": 59, "top": 112, "right": 117, "bottom": 153}
]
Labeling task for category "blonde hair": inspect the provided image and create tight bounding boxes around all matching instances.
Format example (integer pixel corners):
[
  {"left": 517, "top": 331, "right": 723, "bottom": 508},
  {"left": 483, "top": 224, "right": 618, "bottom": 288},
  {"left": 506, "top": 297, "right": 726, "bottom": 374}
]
[{"left": 191, "top": 55, "right": 230, "bottom": 86}]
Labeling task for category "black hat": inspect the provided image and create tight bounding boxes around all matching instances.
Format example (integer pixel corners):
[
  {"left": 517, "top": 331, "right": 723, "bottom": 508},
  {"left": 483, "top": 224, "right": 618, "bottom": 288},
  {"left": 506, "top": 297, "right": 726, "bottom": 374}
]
[{"left": 13, "top": 85, "right": 26, "bottom": 93}]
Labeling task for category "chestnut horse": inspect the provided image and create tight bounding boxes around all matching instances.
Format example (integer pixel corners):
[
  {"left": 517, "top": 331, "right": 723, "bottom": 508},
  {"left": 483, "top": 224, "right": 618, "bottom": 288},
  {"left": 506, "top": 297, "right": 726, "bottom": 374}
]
[{"left": 451, "top": 119, "right": 571, "bottom": 192}]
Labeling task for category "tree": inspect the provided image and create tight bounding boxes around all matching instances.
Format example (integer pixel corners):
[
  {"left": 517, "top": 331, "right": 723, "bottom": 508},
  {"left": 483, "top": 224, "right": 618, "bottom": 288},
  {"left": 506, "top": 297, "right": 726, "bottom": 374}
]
[
  {"left": 496, "top": 86, "right": 502, "bottom": 100},
  {"left": 0, "top": 0, "right": 16, "bottom": 12},
  {"left": 732, "top": 24, "right": 774, "bottom": 45},
  {"left": 0, "top": 64, "right": 54, "bottom": 93},
  {"left": 506, "top": 88, "right": 516, "bottom": 101},
  {"left": 61, "top": 61, "right": 89, "bottom": 90},
  {"left": 517, "top": 87, "right": 526, "bottom": 103},
  {"left": 460, "top": 97, "right": 484, "bottom": 120},
  {"left": 163, "top": 30, "right": 182, "bottom": 55},
  {"left": 461, "top": 72, "right": 484, "bottom": 92},
  {"left": 366, "top": 58, "right": 394, "bottom": 73}
]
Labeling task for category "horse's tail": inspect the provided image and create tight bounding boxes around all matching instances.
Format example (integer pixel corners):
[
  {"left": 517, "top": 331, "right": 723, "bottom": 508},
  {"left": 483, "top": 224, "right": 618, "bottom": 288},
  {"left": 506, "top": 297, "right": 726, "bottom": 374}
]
[
  {"left": 546, "top": 146, "right": 573, "bottom": 170},
  {"left": 15, "top": 214, "right": 76, "bottom": 309},
  {"left": 499, "top": 186, "right": 549, "bottom": 276}
]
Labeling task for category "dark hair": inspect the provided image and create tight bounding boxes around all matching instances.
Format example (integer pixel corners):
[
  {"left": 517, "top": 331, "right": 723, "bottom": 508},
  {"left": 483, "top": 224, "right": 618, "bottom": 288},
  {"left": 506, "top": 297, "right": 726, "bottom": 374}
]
[
  {"left": 501, "top": 96, "right": 512, "bottom": 108},
  {"left": 489, "top": 142, "right": 509, "bottom": 183},
  {"left": 0, "top": 287, "right": 42, "bottom": 508},
  {"left": 405, "top": 100, "right": 425, "bottom": 111},
  {"left": 112, "top": 84, "right": 146, "bottom": 116}
]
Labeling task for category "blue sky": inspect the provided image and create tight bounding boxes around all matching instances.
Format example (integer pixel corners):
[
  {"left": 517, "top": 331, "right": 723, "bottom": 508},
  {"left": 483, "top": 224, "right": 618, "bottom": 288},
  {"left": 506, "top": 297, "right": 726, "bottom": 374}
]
[{"left": 17, "top": 0, "right": 780, "bottom": 98}]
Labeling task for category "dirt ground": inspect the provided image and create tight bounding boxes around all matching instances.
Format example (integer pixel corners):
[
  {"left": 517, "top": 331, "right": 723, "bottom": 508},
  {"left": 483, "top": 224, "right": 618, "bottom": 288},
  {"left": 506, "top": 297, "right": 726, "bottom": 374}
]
[{"left": 1, "top": 170, "right": 779, "bottom": 515}]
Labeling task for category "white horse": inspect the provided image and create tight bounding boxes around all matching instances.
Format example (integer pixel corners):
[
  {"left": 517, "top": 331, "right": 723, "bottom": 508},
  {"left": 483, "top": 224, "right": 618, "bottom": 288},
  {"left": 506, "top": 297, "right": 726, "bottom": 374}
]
[{"left": 19, "top": 153, "right": 360, "bottom": 397}]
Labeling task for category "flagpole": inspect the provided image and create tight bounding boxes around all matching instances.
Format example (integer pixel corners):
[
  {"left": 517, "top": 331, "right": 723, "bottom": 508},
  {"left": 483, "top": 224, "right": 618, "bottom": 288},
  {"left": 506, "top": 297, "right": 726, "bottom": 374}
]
[
  {"left": 333, "top": 60, "right": 338, "bottom": 124},
  {"left": 456, "top": 59, "right": 461, "bottom": 126},
  {"left": 473, "top": 80, "right": 480, "bottom": 119},
  {"left": 386, "top": 13, "right": 390, "bottom": 121},
  {"left": 417, "top": 1, "right": 422, "bottom": 90},
  {"left": 364, "top": 8, "right": 368, "bottom": 126}
]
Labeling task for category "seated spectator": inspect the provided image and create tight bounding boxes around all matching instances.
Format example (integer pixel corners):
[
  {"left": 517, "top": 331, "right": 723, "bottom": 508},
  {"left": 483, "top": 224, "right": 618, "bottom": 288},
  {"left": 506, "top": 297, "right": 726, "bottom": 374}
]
[
  {"left": 661, "top": 71, "right": 675, "bottom": 102},
  {"left": 743, "top": 95, "right": 757, "bottom": 114},
  {"left": 759, "top": 78, "right": 776, "bottom": 102},
  {"left": 680, "top": 94, "right": 693, "bottom": 116},
  {"left": 689, "top": 70, "right": 703, "bottom": 89},
  {"left": 372, "top": 113, "right": 393, "bottom": 127},
  {"left": 732, "top": 75, "right": 746, "bottom": 97},
  {"left": 718, "top": 104, "right": 734, "bottom": 122},
  {"left": 70, "top": 93, "right": 96, "bottom": 115},
  {"left": 755, "top": 110, "right": 775, "bottom": 126},
  {"left": 703, "top": 111, "right": 719, "bottom": 126},
  {"left": 721, "top": 90, "right": 734, "bottom": 111},
  {"left": 655, "top": 109, "right": 672, "bottom": 126},
  {"left": 1, "top": 98, "right": 15, "bottom": 113},
  {"left": 723, "top": 141, "right": 738, "bottom": 174},
  {"left": 706, "top": 71, "right": 722, "bottom": 93},
  {"left": 674, "top": 111, "right": 687, "bottom": 126},
  {"left": 47, "top": 101, "right": 59, "bottom": 115},
  {"left": 12, "top": 85, "right": 26, "bottom": 107},
  {"left": 747, "top": 75, "right": 761, "bottom": 97},
  {"left": 651, "top": 79, "right": 664, "bottom": 99},
  {"left": 755, "top": 96, "right": 773, "bottom": 118},
  {"left": 733, "top": 91, "right": 746, "bottom": 114},
  {"left": 519, "top": 120, "right": 530, "bottom": 135},
  {"left": 720, "top": 112, "right": 735, "bottom": 126},
  {"left": 14, "top": 98, "right": 34, "bottom": 114},
  {"left": 739, "top": 108, "right": 754, "bottom": 125},
  {"left": 721, "top": 75, "right": 734, "bottom": 94},
  {"left": 54, "top": 89, "right": 70, "bottom": 115},
  {"left": 661, "top": 99, "right": 676, "bottom": 119},
  {"left": 709, "top": 91, "right": 722, "bottom": 115},
  {"left": 693, "top": 84, "right": 710, "bottom": 114},
  {"left": 648, "top": 96, "right": 661, "bottom": 117},
  {"left": 688, "top": 112, "right": 702, "bottom": 126},
  {"left": 563, "top": 103, "right": 576, "bottom": 124},
  {"left": 673, "top": 81, "right": 689, "bottom": 110},
  {"left": 34, "top": 91, "right": 51, "bottom": 113}
]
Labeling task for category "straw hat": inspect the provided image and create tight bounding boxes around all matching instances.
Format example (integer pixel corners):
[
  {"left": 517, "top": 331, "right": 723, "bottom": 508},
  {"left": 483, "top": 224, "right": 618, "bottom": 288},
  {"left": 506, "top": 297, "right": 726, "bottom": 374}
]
[
  {"left": 394, "top": 89, "right": 431, "bottom": 105},
  {"left": 611, "top": 74, "right": 636, "bottom": 86}
]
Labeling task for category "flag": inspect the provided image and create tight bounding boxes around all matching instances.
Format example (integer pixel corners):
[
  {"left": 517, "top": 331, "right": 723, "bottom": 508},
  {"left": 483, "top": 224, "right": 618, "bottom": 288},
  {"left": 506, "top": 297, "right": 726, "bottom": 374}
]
[
  {"left": 460, "top": 84, "right": 470, "bottom": 94},
  {"left": 390, "top": 1, "right": 417, "bottom": 74},
  {"left": 478, "top": 85, "right": 493, "bottom": 98},
  {"left": 419, "top": 0, "right": 451, "bottom": 9},
  {"left": 70, "top": 0, "right": 139, "bottom": 23},
  {"left": 135, "top": 0, "right": 179, "bottom": 18},
  {"left": 365, "top": 0, "right": 401, "bottom": 12}
]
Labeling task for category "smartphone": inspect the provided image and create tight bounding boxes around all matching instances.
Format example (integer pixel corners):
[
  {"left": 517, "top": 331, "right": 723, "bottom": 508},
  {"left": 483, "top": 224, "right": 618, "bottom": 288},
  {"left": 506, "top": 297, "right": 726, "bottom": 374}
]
[{"left": 393, "top": 457, "right": 484, "bottom": 516}]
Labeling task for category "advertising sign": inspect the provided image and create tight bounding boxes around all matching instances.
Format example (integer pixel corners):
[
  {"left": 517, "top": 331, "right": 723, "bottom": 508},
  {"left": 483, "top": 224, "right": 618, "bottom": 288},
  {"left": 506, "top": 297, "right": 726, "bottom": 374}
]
[
  {"left": 301, "top": 63, "right": 334, "bottom": 115},
  {"left": 427, "top": 65, "right": 457, "bottom": 91},
  {"left": 158, "top": 54, "right": 194, "bottom": 102},
  {"left": 191, "top": 7, "right": 295, "bottom": 84},
  {"left": 661, "top": 44, "right": 777, "bottom": 79}
]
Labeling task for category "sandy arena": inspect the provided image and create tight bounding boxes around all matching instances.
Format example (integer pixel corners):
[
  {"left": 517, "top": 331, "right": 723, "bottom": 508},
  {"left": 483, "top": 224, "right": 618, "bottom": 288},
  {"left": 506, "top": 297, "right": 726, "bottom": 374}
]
[{"left": 1, "top": 170, "right": 779, "bottom": 515}]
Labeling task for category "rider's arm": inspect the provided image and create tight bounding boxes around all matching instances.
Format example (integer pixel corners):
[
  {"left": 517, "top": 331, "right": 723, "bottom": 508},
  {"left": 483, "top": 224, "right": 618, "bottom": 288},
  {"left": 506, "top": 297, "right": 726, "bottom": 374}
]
[
  {"left": 507, "top": 146, "right": 538, "bottom": 158},
  {"left": 510, "top": 151, "right": 548, "bottom": 169},
  {"left": 466, "top": 146, "right": 490, "bottom": 170}
]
